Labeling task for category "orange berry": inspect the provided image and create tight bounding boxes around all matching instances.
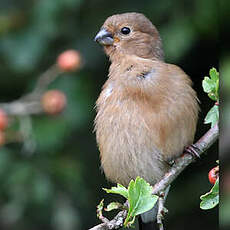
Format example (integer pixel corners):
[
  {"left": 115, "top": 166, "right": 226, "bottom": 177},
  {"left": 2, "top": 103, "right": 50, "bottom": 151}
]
[
  {"left": 0, "top": 109, "right": 8, "bottom": 131},
  {"left": 208, "top": 166, "right": 219, "bottom": 185},
  {"left": 0, "top": 131, "right": 5, "bottom": 147},
  {"left": 41, "top": 90, "right": 67, "bottom": 115},
  {"left": 57, "top": 50, "right": 81, "bottom": 72}
]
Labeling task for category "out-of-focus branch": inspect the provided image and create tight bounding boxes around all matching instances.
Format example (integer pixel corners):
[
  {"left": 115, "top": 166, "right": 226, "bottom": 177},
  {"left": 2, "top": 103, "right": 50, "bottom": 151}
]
[
  {"left": 0, "top": 65, "right": 61, "bottom": 116},
  {"left": 0, "top": 101, "right": 42, "bottom": 116},
  {"left": 89, "top": 123, "right": 219, "bottom": 230},
  {"left": 32, "top": 64, "right": 61, "bottom": 94},
  {"left": 0, "top": 49, "right": 81, "bottom": 149}
]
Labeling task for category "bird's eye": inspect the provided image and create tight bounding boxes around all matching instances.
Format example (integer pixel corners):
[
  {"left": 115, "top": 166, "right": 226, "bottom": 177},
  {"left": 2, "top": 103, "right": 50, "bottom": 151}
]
[{"left": 121, "top": 27, "right": 131, "bottom": 35}]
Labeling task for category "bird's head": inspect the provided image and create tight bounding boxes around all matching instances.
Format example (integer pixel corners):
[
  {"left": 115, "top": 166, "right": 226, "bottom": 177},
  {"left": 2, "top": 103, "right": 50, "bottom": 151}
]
[{"left": 94, "top": 12, "right": 164, "bottom": 61}]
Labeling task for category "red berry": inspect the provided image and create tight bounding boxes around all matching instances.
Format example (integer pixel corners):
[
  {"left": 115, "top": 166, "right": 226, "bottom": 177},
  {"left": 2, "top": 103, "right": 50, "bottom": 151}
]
[
  {"left": 208, "top": 166, "right": 219, "bottom": 185},
  {"left": 57, "top": 50, "right": 81, "bottom": 72},
  {"left": 0, "top": 109, "right": 8, "bottom": 131},
  {"left": 0, "top": 131, "right": 5, "bottom": 147},
  {"left": 41, "top": 90, "right": 67, "bottom": 115}
]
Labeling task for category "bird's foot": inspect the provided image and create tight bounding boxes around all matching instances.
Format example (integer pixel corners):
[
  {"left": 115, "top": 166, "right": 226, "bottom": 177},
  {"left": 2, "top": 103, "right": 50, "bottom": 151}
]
[
  {"left": 185, "top": 144, "right": 200, "bottom": 158},
  {"left": 167, "top": 159, "right": 175, "bottom": 166}
]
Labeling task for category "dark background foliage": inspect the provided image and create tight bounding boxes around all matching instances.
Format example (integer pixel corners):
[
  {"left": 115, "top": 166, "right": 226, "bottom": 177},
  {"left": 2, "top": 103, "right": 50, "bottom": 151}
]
[{"left": 0, "top": 0, "right": 223, "bottom": 229}]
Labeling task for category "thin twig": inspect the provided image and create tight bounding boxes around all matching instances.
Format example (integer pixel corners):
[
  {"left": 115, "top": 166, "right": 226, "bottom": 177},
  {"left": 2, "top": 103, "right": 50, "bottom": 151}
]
[
  {"left": 89, "top": 223, "right": 108, "bottom": 230},
  {"left": 89, "top": 124, "right": 219, "bottom": 230},
  {"left": 19, "top": 115, "right": 36, "bottom": 155},
  {"left": 0, "top": 101, "right": 42, "bottom": 116},
  {"left": 89, "top": 210, "right": 127, "bottom": 230},
  {"left": 157, "top": 196, "right": 165, "bottom": 230},
  {"left": 0, "top": 65, "right": 61, "bottom": 116},
  {"left": 29, "top": 64, "right": 61, "bottom": 97}
]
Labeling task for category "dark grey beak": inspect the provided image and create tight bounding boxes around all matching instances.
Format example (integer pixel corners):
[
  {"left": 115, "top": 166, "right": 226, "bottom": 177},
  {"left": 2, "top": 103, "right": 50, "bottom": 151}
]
[{"left": 94, "top": 28, "right": 114, "bottom": 46}]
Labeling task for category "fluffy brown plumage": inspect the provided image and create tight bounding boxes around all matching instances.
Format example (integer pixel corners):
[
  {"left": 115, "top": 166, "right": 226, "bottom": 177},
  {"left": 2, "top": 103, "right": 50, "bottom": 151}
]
[{"left": 94, "top": 12, "right": 199, "bottom": 228}]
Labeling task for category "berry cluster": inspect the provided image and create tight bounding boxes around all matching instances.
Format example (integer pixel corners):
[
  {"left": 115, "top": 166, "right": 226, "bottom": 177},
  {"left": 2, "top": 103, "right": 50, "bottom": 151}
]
[{"left": 0, "top": 50, "right": 81, "bottom": 147}]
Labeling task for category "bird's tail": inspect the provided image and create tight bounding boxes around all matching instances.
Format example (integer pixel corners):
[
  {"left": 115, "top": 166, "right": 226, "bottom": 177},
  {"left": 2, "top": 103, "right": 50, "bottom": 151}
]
[
  {"left": 138, "top": 186, "right": 170, "bottom": 230},
  {"left": 139, "top": 202, "right": 159, "bottom": 230},
  {"left": 138, "top": 216, "right": 159, "bottom": 230}
]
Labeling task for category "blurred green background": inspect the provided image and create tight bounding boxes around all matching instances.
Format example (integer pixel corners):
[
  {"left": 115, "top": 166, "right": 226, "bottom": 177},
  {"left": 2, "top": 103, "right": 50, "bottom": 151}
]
[{"left": 0, "top": 0, "right": 222, "bottom": 229}]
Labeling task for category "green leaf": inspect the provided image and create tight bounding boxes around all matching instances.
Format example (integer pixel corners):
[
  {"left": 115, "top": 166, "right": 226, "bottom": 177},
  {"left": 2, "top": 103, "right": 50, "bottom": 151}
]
[
  {"left": 102, "top": 177, "right": 158, "bottom": 227},
  {"left": 105, "top": 202, "right": 122, "bottom": 212},
  {"left": 202, "top": 77, "right": 216, "bottom": 94},
  {"left": 208, "top": 92, "right": 217, "bottom": 101},
  {"left": 200, "top": 178, "right": 219, "bottom": 210},
  {"left": 96, "top": 199, "right": 104, "bottom": 218},
  {"left": 200, "top": 193, "right": 219, "bottom": 210},
  {"left": 211, "top": 178, "right": 219, "bottom": 194},
  {"left": 103, "top": 184, "right": 128, "bottom": 199},
  {"left": 210, "top": 68, "right": 219, "bottom": 82},
  {"left": 124, "top": 177, "right": 158, "bottom": 226},
  {"left": 202, "top": 68, "right": 219, "bottom": 101},
  {"left": 204, "top": 105, "right": 219, "bottom": 127}
]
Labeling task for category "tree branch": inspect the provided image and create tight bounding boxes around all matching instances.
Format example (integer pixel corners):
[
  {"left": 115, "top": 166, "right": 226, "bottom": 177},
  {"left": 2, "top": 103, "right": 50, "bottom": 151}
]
[
  {"left": 90, "top": 210, "right": 127, "bottom": 230},
  {"left": 0, "top": 65, "right": 61, "bottom": 116},
  {"left": 157, "top": 196, "right": 165, "bottom": 230},
  {"left": 89, "top": 123, "right": 219, "bottom": 230},
  {"left": 152, "top": 123, "right": 219, "bottom": 195}
]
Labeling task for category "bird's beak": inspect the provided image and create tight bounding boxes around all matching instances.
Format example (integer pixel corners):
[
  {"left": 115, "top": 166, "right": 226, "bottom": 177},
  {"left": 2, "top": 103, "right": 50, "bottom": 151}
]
[{"left": 94, "top": 28, "right": 114, "bottom": 46}]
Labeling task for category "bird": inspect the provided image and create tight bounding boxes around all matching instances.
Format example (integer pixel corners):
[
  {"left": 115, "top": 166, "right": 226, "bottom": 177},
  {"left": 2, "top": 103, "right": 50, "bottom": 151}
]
[{"left": 94, "top": 12, "right": 199, "bottom": 230}]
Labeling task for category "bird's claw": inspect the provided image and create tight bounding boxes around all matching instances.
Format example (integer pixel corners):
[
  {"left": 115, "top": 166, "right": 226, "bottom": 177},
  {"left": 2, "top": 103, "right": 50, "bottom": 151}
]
[
  {"left": 168, "top": 159, "right": 175, "bottom": 166},
  {"left": 185, "top": 144, "right": 200, "bottom": 158}
]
